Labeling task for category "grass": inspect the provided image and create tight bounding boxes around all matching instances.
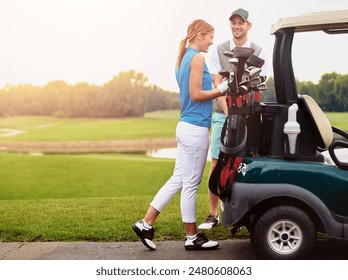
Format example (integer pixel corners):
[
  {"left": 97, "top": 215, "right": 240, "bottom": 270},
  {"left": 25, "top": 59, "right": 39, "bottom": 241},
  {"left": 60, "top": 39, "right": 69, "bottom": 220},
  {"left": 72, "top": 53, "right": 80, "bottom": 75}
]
[
  {"left": 0, "top": 112, "right": 242, "bottom": 242},
  {"left": 0, "top": 110, "right": 179, "bottom": 141},
  {"left": 0, "top": 152, "right": 235, "bottom": 242},
  {"left": 0, "top": 111, "right": 346, "bottom": 142},
  {"left": 326, "top": 112, "right": 348, "bottom": 132},
  {"left": 0, "top": 111, "right": 346, "bottom": 242},
  {"left": 0, "top": 196, "right": 233, "bottom": 242},
  {"left": 0, "top": 153, "right": 176, "bottom": 200}
]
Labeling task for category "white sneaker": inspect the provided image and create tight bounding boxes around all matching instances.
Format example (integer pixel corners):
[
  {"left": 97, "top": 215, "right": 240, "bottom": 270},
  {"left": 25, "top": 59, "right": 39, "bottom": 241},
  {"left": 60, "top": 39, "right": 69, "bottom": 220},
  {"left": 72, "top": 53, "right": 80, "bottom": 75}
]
[
  {"left": 198, "top": 214, "right": 219, "bottom": 230},
  {"left": 185, "top": 232, "right": 219, "bottom": 250},
  {"left": 132, "top": 220, "right": 156, "bottom": 250}
]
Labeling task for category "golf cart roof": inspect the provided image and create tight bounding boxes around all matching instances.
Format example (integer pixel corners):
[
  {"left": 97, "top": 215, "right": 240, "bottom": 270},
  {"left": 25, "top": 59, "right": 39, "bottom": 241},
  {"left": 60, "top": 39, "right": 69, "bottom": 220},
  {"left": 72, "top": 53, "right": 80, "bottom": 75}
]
[{"left": 271, "top": 9, "right": 348, "bottom": 34}]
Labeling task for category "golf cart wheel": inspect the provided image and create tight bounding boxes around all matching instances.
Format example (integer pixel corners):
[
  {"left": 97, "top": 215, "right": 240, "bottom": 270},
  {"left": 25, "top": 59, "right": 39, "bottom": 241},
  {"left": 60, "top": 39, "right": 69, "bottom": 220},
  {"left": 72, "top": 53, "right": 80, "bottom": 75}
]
[{"left": 251, "top": 206, "right": 316, "bottom": 259}]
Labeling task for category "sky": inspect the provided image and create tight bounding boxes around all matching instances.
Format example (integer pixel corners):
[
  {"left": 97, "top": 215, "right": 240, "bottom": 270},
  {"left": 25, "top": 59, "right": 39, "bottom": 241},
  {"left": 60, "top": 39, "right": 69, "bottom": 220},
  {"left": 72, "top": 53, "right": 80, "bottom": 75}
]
[{"left": 0, "top": 0, "right": 347, "bottom": 92}]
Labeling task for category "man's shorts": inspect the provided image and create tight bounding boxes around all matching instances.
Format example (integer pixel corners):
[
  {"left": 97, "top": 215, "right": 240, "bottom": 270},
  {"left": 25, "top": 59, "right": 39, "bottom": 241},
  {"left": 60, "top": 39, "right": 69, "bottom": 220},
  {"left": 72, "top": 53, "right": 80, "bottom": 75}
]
[{"left": 211, "top": 112, "right": 227, "bottom": 159}]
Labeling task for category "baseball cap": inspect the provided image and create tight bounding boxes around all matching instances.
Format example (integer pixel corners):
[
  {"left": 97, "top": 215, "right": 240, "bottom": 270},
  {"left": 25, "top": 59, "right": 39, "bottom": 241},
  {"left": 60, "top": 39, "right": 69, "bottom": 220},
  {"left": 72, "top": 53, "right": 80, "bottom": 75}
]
[{"left": 229, "top": 8, "right": 249, "bottom": 21}]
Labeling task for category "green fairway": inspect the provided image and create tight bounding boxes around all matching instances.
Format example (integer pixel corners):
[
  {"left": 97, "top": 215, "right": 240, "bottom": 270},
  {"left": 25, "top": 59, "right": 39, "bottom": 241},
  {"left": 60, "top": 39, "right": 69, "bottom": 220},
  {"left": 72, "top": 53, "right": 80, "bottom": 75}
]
[
  {"left": 0, "top": 152, "right": 234, "bottom": 241},
  {"left": 0, "top": 111, "right": 179, "bottom": 141},
  {"left": 0, "top": 195, "right": 233, "bottom": 242},
  {"left": 0, "top": 111, "right": 237, "bottom": 242},
  {"left": 0, "top": 111, "right": 346, "bottom": 142},
  {"left": 326, "top": 112, "right": 348, "bottom": 132},
  {"left": 0, "top": 153, "right": 177, "bottom": 200},
  {"left": 0, "top": 111, "right": 348, "bottom": 142},
  {"left": 0, "top": 111, "right": 346, "bottom": 242}
]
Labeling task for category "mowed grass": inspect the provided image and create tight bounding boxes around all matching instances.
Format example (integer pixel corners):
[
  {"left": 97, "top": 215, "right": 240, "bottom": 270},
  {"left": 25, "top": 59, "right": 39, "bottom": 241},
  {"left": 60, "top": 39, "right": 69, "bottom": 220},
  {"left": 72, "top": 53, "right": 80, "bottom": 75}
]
[
  {"left": 0, "top": 110, "right": 180, "bottom": 141},
  {"left": 0, "top": 111, "right": 234, "bottom": 242},
  {"left": 0, "top": 153, "right": 177, "bottom": 200},
  {"left": 0, "top": 152, "right": 232, "bottom": 242},
  {"left": 326, "top": 112, "right": 348, "bottom": 132},
  {"left": 0, "top": 111, "right": 346, "bottom": 242},
  {"left": 0, "top": 111, "right": 346, "bottom": 142}
]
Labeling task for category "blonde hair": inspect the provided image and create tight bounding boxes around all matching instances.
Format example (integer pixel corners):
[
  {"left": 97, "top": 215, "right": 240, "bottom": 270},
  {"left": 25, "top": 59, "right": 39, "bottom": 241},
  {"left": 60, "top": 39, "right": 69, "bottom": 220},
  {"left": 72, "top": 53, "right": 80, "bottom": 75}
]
[{"left": 176, "top": 19, "right": 214, "bottom": 69}]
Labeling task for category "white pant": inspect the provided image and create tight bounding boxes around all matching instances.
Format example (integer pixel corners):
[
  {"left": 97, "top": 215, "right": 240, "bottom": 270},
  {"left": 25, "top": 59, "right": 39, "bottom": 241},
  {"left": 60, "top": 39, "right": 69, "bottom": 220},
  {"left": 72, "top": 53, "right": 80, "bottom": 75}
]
[{"left": 150, "top": 121, "right": 209, "bottom": 223}]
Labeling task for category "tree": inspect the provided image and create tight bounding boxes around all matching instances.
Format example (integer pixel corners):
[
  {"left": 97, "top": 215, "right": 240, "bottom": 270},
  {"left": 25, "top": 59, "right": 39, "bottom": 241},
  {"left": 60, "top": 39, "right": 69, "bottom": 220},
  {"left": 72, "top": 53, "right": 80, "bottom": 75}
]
[
  {"left": 1, "top": 70, "right": 345, "bottom": 117},
  {"left": 334, "top": 75, "right": 348, "bottom": 112},
  {"left": 262, "top": 77, "right": 276, "bottom": 102},
  {"left": 296, "top": 80, "right": 316, "bottom": 99},
  {"left": 69, "top": 82, "right": 101, "bottom": 117},
  {"left": 41, "top": 80, "right": 71, "bottom": 117},
  {"left": 102, "top": 70, "right": 148, "bottom": 117},
  {"left": 316, "top": 72, "right": 339, "bottom": 111}
]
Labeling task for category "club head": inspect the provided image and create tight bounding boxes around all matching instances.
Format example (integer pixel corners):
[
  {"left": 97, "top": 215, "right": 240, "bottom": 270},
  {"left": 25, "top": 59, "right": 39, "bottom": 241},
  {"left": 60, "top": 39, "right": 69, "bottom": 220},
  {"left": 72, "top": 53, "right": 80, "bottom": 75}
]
[
  {"left": 238, "top": 85, "right": 249, "bottom": 94},
  {"left": 218, "top": 70, "right": 230, "bottom": 80},
  {"left": 239, "top": 78, "right": 250, "bottom": 86},
  {"left": 244, "top": 66, "right": 254, "bottom": 73},
  {"left": 259, "top": 76, "right": 266, "bottom": 83},
  {"left": 249, "top": 76, "right": 262, "bottom": 86},
  {"left": 246, "top": 54, "right": 265, "bottom": 67},
  {"left": 257, "top": 83, "right": 267, "bottom": 91},
  {"left": 249, "top": 67, "right": 262, "bottom": 78},
  {"left": 243, "top": 66, "right": 253, "bottom": 76},
  {"left": 228, "top": 57, "right": 239, "bottom": 65},
  {"left": 223, "top": 51, "right": 234, "bottom": 58},
  {"left": 232, "top": 47, "right": 254, "bottom": 59}
]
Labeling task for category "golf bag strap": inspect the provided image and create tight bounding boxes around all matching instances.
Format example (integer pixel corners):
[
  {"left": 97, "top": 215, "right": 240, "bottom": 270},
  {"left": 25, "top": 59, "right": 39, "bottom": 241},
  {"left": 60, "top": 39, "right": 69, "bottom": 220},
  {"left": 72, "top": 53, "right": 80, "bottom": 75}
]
[{"left": 220, "top": 118, "right": 248, "bottom": 155}]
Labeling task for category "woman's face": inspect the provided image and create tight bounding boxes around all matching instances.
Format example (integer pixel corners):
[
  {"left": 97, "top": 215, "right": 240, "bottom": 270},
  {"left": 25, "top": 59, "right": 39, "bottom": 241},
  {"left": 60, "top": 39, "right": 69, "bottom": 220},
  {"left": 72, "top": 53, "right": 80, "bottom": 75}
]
[{"left": 199, "top": 31, "right": 214, "bottom": 53}]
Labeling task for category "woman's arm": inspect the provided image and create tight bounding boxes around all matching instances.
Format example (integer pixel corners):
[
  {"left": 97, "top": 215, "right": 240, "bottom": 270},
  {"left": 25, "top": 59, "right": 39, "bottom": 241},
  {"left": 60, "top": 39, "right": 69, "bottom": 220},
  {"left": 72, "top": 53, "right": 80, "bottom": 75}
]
[{"left": 189, "top": 53, "right": 224, "bottom": 102}]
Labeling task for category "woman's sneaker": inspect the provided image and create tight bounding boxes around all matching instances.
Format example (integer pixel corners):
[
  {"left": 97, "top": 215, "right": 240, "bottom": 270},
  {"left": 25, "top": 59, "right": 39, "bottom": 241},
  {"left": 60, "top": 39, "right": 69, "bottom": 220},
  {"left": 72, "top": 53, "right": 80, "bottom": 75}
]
[
  {"left": 185, "top": 232, "right": 219, "bottom": 250},
  {"left": 132, "top": 220, "right": 156, "bottom": 250},
  {"left": 198, "top": 214, "right": 219, "bottom": 230}
]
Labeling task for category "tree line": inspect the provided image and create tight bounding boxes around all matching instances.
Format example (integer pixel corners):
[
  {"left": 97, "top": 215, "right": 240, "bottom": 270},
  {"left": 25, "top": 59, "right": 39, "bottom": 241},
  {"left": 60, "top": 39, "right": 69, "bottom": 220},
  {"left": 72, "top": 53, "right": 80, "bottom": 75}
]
[
  {"left": 263, "top": 72, "right": 348, "bottom": 111},
  {"left": 0, "top": 70, "right": 180, "bottom": 118},
  {"left": 0, "top": 70, "right": 347, "bottom": 118}
]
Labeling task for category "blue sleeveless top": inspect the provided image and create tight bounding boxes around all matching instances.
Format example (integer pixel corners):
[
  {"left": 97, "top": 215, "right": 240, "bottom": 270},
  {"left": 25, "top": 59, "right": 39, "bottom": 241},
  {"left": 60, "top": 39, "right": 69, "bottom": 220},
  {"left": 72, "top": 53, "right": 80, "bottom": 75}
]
[{"left": 175, "top": 48, "right": 213, "bottom": 128}]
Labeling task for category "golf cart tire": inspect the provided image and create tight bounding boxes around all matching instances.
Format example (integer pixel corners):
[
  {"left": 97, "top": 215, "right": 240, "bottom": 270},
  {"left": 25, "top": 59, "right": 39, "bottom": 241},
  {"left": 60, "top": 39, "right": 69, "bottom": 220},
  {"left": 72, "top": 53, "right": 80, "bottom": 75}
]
[{"left": 251, "top": 206, "right": 316, "bottom": 260}]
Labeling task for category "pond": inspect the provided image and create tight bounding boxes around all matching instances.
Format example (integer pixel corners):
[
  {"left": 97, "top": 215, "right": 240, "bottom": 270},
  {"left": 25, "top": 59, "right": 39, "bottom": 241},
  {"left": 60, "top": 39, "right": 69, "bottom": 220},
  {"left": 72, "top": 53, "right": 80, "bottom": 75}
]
[{"left": 147, "top": 147, "right": 212, "bottom": 160}]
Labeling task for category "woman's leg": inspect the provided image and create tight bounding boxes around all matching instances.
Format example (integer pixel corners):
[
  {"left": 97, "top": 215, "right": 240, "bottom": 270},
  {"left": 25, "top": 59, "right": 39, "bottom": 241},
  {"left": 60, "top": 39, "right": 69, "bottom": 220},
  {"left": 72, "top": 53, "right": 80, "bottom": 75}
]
[
  {"left": 148, "top": 123, "right": 185, "bottom": 216},
  {"left": 178, "top": 123, "right": 219, "bottom": 250},
  {"left": 178, "top": 122, "right": 209, "bottom": 232}
]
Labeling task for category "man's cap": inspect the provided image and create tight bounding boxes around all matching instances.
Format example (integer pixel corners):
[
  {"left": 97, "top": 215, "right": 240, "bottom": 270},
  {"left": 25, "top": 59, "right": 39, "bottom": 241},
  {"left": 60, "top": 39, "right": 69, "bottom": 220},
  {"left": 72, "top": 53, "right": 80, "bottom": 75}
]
[{"left": 229, "top": 8, "right": 249, "bottom": 21}]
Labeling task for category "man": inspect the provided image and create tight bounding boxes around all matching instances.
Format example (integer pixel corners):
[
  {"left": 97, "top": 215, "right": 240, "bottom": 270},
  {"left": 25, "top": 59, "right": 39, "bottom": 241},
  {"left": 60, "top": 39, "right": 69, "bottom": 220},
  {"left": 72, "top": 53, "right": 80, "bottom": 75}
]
[{"left": 198, "top": 8, "right": 267, "bottom": 230}]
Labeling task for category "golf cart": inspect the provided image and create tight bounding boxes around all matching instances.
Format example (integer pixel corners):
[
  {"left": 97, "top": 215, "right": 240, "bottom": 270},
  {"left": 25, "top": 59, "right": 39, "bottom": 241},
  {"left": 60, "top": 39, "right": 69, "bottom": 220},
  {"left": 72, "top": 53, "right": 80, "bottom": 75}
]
[{"left": 209, "top": 10, "right": 348, "bottom": 259}]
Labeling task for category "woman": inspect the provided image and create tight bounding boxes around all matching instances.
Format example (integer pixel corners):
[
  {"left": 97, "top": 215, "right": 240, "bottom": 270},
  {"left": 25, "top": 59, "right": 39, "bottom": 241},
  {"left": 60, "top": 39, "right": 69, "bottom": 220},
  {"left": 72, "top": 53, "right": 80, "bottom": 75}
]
[{"left": 132, "top": 19, "right": 228, "bottom": 251}]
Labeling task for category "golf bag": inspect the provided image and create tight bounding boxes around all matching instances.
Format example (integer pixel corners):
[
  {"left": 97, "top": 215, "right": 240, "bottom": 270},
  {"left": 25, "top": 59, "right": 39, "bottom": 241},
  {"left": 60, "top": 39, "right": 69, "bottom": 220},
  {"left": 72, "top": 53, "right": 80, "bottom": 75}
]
[{"left": 209, "top": 47, "right": 266, "bottom": 200}]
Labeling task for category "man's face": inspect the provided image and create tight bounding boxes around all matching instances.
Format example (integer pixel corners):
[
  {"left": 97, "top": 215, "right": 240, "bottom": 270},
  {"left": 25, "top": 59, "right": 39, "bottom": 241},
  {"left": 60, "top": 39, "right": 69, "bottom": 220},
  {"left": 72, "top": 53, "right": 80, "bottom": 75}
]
[{"left": 229, "top": 15, "right": 251, "bottom": 40}]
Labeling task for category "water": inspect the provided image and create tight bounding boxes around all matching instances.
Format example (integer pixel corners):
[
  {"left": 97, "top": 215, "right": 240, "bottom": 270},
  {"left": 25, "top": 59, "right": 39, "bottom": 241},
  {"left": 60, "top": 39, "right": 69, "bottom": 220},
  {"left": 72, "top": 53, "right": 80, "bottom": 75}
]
[
  {"left": 147, "top": 147, "right": 212, "bottom": 160},
  {"left": 147, "top": 148, "right": 178, "bottom": 159}
]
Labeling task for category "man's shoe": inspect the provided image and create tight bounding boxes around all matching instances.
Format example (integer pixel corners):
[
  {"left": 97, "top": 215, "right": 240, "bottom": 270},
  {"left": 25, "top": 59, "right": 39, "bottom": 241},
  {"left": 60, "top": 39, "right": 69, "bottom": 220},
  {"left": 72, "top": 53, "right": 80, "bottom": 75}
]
[
  {"left": 132, "top": 220, "right": 156, "bottom": 250},
  {"left": 198, "top": 214, "right": 219, "bottom": 230},
  {"left": 185, "top": 232, "right": 219, "bottom": 250}
]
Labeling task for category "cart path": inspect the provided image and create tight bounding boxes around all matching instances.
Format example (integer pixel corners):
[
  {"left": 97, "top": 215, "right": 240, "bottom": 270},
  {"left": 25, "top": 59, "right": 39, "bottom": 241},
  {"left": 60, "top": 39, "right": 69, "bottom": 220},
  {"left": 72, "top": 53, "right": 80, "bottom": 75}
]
[{"left": 1, "top": 238, "right": 347, "bottom": 260}]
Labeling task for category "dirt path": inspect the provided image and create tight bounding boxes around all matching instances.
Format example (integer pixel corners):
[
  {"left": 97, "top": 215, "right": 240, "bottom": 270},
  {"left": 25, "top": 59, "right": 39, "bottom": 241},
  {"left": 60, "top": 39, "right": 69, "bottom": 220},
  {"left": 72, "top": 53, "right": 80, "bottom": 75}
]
[
  {"left": 0, "top": 128, "right": 26, "bottom": 137},
  {"left": 0, "top": 138, "right": 177, "bottom": 153}
]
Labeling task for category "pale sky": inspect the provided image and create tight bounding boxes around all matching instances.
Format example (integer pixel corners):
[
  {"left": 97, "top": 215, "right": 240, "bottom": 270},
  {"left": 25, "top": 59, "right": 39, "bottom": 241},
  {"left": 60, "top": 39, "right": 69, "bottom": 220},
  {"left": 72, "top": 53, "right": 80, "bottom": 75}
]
[{"left": 1, "top": 0, "right": 347, "bottom": 92}]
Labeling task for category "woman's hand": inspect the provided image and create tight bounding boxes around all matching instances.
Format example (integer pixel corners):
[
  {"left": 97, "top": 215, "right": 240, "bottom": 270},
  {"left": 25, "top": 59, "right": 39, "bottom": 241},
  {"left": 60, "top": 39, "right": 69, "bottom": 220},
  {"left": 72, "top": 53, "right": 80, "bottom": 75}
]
[{"left": 217, "top": 80, "right": 228, "bottom": 95}]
